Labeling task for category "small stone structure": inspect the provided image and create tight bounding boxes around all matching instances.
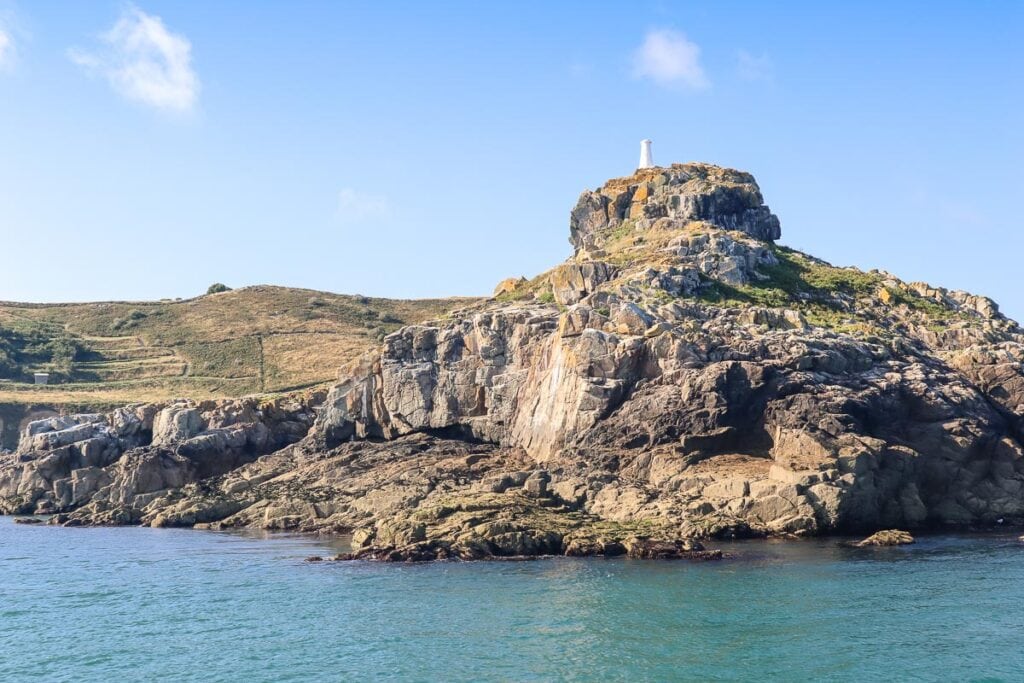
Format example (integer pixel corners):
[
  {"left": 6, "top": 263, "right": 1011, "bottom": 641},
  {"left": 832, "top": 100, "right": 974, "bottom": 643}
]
[
  {"left": 33, "top": 373, "right": 49, "bottom": 386},
  {"left": 638, "top": 139, "right": 654, "bottom": 169}
]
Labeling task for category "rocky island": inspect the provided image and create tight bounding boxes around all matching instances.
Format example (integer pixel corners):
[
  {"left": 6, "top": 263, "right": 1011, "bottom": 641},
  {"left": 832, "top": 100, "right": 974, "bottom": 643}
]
[{"left": 3, "top": 162, "right": 1023, "bottom": 561}]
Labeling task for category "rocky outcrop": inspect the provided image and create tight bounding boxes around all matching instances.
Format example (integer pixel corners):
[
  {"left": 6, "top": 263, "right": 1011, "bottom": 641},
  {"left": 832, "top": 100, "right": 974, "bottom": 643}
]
[
  {"left": 311, "top": 304, "right": 1023, "bottom": 541},
  {"left": 569, "top": 164, "right": 781, "bottom": 256},
  {"left": 493, "top": 277, "right": 527, "bottom": 297},
  {"left": 0, "top": 395, "right": 318, "bottom": 521},
  {"left": 549, "top": 262, "right": 618, "bottom": 305},
  {"left": 3, "top": 162, "right": 1023, "bottom": 561}
]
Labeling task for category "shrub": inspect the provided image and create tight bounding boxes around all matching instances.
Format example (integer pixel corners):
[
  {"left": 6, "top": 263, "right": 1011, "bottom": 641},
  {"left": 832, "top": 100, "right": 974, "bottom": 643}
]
[
  {"left": 47, "top": 336, "right": 83, "bottom": 373},
  {"left": 0, "top": 344, "right": 17, "bottom": 379},
  {"left": 206, "top": 283, "right": 232, "bottom": 295}
]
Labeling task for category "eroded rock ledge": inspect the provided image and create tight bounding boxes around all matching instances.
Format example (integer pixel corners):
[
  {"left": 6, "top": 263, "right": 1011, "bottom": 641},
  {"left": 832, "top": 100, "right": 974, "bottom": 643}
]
[{"left": 3, "top": 162, "right": 1023, "bottom": 561}]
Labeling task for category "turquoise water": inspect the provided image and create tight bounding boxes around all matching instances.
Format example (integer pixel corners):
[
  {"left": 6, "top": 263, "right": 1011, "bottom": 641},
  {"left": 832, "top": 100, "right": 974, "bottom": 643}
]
[{"left": 2, "top": 517, "right": 1023, "bottom": 682}]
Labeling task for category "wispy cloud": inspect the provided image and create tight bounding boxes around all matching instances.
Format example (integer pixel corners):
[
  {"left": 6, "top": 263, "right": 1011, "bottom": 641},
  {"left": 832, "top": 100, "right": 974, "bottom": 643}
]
[
  {"left": 737, "top": 50, "right": 773, "bottom": 83},
  {"left": 568, "top": 60, "right": 592, "bottom": 79},
  {"left": 632, "top": 28, "right": 709, "bottom": 90},
  {"left": 0, "top": 25, "right": 15, "bottom": 72},
  {"left": 337, "top": 188, "right": 392, "bottom": 224},
  {"left": 69, "top": 6, "right": 199, "bottom": 112}
]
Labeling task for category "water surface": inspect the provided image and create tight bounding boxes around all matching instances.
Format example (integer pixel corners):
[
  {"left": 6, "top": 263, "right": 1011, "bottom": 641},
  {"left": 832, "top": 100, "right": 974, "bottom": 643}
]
[{"left": 2, "top": 517, "right": 1022, "bottom": 681}]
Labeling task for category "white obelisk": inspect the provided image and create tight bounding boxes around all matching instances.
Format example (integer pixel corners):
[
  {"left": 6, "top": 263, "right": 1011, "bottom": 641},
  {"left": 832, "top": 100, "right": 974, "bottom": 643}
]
[{"left": 638, "top": 139, "right": 654, "bottom": 169}]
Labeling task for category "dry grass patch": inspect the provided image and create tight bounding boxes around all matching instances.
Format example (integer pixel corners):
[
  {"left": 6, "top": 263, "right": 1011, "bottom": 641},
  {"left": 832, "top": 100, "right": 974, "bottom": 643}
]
[{"left": 0, "top": 286, "right": 477, "bottom": 408}]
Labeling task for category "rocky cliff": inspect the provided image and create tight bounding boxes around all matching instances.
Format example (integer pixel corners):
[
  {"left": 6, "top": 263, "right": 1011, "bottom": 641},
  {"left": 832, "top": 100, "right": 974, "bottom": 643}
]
[{"left": 3, "top": 162, "right": 1023, "bottom": 561}]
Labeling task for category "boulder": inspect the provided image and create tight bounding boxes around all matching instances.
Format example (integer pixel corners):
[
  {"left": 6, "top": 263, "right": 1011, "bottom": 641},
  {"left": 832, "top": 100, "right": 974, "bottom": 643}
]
[
  {"left": 152, "top": 404, "right": 204, "bottom": 445},
  {"left": 549, "top": 262, "right": 616, "bottom": 306},
  {"left": 493, "top": 277, "right": 527, "bottom": 297}
]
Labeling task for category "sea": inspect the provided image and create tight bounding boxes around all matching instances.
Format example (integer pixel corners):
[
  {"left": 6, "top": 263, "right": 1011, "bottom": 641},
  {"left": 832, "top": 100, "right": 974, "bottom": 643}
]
[{"left": 2, "top": 516, "right": 1022, "bottom": 682}]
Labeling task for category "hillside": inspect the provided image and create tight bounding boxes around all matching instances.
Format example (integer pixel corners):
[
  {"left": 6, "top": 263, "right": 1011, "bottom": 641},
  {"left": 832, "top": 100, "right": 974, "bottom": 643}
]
[{"left": 0, "top": 286, "right": 474, "bottom": 443}]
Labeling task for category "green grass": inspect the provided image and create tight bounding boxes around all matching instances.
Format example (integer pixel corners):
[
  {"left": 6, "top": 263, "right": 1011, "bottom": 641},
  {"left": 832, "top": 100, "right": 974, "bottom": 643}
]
[
  {"left": 604, "top": 218, "right": 637, "bottom": 243},
  {"left": 694, "top": 245, "right": 961, "bottom": 330},
  {"left": 696, "top": 278, "right": 787, "bottom": 309},
  {"left": 882, "top": 287, "right": 957, "bottom": 319},
  {"left": 757, "top": 246, "right": 883, "bottom": 298}
]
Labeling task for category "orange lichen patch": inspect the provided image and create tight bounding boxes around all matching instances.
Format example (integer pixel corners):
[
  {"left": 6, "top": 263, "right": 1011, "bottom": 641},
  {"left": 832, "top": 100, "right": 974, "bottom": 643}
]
[
  {"left": 601, "top": 163, "right": 757, "bottom": 194},
  {"left": 493, "top": 277, "right": 527, "bottom": 297}
]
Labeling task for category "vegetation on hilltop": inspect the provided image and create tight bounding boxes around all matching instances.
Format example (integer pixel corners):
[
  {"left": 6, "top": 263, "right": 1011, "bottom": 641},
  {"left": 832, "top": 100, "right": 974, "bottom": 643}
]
[
  {"left": 491, "top": 223, "right": 974, "bottom": 340},
  {"left": 697, "top": 244, "right": 963, "bottom": 328}
]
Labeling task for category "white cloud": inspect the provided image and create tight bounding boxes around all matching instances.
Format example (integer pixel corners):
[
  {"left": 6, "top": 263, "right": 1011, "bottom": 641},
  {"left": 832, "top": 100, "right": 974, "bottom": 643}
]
[
  {"left": 69, "top": 6, "right": 199, "bottom": 112},
  {"left": 337, "top": 188, "right": 392, "bottom": 224},
  {"left": 737, "top": 50, "right": 773, "bottom": 83},
  {"left": 0, "top": 27, "right": 14, "bottom": 72},
  {"left": 632, "top": 29, "right": 709, "bottom": 90}
]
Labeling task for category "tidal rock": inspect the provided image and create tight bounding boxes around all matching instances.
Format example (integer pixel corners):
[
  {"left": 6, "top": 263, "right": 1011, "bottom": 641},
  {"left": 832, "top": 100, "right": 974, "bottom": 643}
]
[
  {"left": 12, "top": 517, "right": 43, "bottom": 525},
  {"left": 622, "top": 537, "right": 723, "bottom": 560},
  {"left": 843, "top": 530, "right": 916, "bottom": 547}
]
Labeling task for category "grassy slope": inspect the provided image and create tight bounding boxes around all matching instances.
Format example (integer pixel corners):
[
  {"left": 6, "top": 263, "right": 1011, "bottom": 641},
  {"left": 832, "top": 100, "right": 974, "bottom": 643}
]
[
  {"left": 495, "top": 220, "right": 972, "bottom": 338},
  {"left": 0, "top": 285, "right": 475, "bottom": 407}
]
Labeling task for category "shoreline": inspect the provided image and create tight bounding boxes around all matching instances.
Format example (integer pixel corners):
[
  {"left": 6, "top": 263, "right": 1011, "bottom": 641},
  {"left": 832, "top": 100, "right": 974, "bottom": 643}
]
[{"left": 7, "top": 513, "right": 1023, "bottom": 564}]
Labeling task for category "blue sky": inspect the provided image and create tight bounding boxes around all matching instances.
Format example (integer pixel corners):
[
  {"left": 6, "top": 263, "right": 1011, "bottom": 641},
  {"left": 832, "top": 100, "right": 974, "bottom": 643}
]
[{"left": 1, "top": 2, "right": 1022, "bottom": 320}]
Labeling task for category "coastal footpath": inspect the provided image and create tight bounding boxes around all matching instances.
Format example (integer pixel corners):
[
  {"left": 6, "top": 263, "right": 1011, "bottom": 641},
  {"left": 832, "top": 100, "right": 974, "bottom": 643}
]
[{"left": 3, "top": 163, "right": 1023, "bottom": 560}]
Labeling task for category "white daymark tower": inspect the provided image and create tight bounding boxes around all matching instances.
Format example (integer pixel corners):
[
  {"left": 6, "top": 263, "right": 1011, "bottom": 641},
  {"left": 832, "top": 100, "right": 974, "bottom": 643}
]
[{"left": 638, "top": 139, "right": 654, "bottom": 169}]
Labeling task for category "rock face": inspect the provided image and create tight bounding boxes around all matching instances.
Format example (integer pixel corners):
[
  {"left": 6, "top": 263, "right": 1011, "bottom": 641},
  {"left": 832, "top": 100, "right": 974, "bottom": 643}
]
[
  {"left": 0, "top": 396, "right": 317, "bottom": 523},
  {"left": 3, "top": 162, "right": 1023, "bottom": 561},
  {"left": 569, "top": 164, "right": 781, "bottom": 255}
]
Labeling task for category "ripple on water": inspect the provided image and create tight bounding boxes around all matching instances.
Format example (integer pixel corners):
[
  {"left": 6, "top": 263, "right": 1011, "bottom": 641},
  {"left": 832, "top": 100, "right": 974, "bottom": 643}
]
[{"left": 2, "top": 518, "right": 1024, "bottom": 681}]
